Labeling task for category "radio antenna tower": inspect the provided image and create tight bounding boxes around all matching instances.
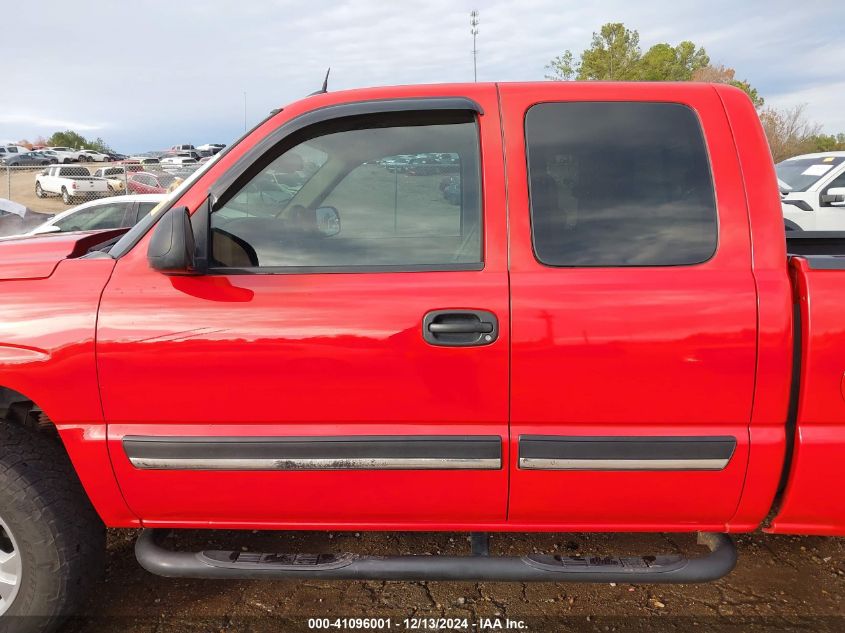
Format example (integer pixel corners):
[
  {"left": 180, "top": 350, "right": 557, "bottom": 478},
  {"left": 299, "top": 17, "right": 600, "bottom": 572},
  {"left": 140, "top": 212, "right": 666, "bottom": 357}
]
[{"left": 470, "top": 10, "right": 479, "bottom": 82}]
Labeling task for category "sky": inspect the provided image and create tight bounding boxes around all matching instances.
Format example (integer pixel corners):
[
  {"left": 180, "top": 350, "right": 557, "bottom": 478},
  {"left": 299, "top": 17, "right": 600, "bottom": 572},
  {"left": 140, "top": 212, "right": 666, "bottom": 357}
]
[{"left": 1, "top": 0, "right": 843, "bottom": 153}]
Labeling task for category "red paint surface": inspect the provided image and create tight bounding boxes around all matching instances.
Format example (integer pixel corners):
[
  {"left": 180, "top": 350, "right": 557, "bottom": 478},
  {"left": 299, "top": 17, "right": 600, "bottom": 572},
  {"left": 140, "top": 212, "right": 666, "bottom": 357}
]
[
  {"left": 98, "top": 84, "right": 510, "bottom": 526},
  {"left": 1, "top": 82, "right": 838, "bottom": 535},
  {"left": 767, "top": 258, "right": 845, "bottom": 535},
  {"left": 500, "top": 83, "right": 755, "bottom": 528},
  {"left": 0, "top": 254, "right": 137, "bottom": 525}
]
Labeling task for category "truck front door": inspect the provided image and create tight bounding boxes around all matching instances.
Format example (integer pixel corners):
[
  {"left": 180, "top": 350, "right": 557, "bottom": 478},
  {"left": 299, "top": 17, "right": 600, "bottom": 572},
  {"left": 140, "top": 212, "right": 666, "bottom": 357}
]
[{"left": 97, "top": 88, "right": 510, "bottom": 528}]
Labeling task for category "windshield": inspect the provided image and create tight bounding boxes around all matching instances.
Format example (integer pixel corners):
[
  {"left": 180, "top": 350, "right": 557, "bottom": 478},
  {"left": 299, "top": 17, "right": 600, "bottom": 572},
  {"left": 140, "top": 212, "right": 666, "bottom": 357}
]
[{"left": 776, "top": 157, "right": 845, "bottom": 192}]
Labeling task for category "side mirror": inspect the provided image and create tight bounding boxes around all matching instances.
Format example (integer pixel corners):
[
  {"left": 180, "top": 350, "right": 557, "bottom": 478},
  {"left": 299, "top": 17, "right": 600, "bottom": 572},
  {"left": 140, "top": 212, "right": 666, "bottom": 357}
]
[
  {"left": 316, "top": 206, "right": 341, "bottom": 237},
  {"left": 147, "top": 206, "right": 196, "bottom": 273},
  {"left": 823, "top": 187, "right": 845, "bottom": 207}
]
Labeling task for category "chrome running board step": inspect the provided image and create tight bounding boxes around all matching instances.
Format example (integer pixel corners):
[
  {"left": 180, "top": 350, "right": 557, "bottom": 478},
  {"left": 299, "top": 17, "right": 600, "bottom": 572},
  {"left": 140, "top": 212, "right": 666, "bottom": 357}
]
[{"left": 135, "top": 530, "right": 736, "bottom": 583}]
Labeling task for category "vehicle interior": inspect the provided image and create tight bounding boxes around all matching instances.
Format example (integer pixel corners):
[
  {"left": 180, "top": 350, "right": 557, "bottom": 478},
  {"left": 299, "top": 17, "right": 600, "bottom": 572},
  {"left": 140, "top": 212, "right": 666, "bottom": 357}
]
[{"left": 210, "top": 113, "right": 481, "bottom": 270}]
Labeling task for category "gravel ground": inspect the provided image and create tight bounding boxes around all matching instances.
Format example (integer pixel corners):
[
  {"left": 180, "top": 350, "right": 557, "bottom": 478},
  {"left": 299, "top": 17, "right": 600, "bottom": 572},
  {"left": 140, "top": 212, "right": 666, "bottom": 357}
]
[{"left": 60, "top": 529, "right": 844, "bottom": 633}]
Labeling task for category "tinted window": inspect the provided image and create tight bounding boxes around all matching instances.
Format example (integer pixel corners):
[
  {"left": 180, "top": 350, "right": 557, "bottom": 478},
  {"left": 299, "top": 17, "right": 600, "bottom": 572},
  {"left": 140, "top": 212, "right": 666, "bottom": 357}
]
[
  {"left": 211, "top": 113, "right": 481, "bottom": 270},
  {"left": 826, "top": 170, "right": 845, "bottom": 190},
  {"left": 61, "top": 167, "right": 90, "bottom": 177},
  {"left": 525, "top": 102, "right": 717, "bottom": 267}
]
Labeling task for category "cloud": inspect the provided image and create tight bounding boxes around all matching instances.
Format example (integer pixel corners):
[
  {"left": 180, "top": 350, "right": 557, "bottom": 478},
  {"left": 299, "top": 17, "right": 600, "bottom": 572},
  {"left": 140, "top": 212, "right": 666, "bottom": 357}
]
[
  {"left": 767, "top": 81, "right": 845, "bottom": 134},
  {"left": 0, "top": 113, "right": 106, "bottom": 132},
  {"left": 1, "top": 0, "right": 842, "bottom": 151}
]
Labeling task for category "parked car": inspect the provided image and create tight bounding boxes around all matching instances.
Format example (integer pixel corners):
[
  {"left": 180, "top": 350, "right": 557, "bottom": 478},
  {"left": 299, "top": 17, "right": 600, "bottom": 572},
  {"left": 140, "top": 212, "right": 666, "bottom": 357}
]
[
  {"left": 38, "top": 150, "right": 64, "bottom": 164},
  {"left": 107, "top": 152, "right": 128, "bottom": 161},
  {"left": 45, "top": 146, "right": 85, "bottom": 163},
  {"left": 23, "top": 194, "right": 165, "bottom": 236},
  {"left": 197, "top": 143, "right": 226, "bottom": 154},
  {"left": 0, "top": 151, "right": 53, "bottom": 166},
  {"left": 167, "top": 166, "right": 202, "bottom": 180},
  {"left": 92, "top": 166, "right": 132, "bottom": 193},
  {"left": 382, "top": 154, "right": 412, "bottom": 172},
  {"left": 162, "top": 150, "right": 202, "bottom": 161},
  {"left": 34, "top": 165, "right": 110, "bottom": 204},
  {"left": 5, "top": 82, "right": 845, "bottom": 630},
  {"left": 0, "top": 145, "right": 29, "bottom": 157},
  {"left": 406, "top": 153, "right": 440, "bottom": 176},
  {"left": 127, "top": 171, "right": 182, "bottom": 194},
  {"left": 77, "top": 149, "right": 111, "bottom": 162},
  {"left": 0, "top": 198, "right": 53, "bottom": 236},
  {"left": 160, "top": 155, "right": 198, "bottom": 167},
  {"left": 31, "top": 151, "right": 59, "bottom": 164},
  {"left": 778, "top": 152, "right": 845, "bottom": 230}
]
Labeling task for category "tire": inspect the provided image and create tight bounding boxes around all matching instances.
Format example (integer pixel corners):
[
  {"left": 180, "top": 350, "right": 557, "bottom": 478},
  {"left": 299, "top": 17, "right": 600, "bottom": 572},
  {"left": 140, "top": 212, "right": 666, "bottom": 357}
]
[
  {"left": 34, "top": 183, "right": 44, "bottom": 199},
  {"left": 61, "top": 188, "right": 71, "bottom": 205},
  {"left": 62, "top": 159, "right": 70, "bottom": 164},
  {"left": 0, "top": 424, "right": 105, "bottom": 633}
]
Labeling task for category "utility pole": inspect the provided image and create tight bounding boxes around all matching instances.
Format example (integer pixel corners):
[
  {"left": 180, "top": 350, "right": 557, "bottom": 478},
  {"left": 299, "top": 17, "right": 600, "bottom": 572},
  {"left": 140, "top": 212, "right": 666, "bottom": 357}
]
[{"left": 470, "top": 10, "right": 479, "bottom": 82}]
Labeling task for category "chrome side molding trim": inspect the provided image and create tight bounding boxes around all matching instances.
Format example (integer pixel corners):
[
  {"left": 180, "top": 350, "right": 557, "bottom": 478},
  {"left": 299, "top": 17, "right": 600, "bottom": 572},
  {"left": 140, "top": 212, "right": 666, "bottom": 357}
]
[
  {"left": 518, "top": 435, "right": 736, "bottom": 471},
  {"left": 130, "top": 456, "right": 501, "bottom": 471},
  {"left": 123, "top": 435, "right": 502, "bottom": 471},
  {"left": 518, "top": 457, "right": 730, "bottom": 471}
]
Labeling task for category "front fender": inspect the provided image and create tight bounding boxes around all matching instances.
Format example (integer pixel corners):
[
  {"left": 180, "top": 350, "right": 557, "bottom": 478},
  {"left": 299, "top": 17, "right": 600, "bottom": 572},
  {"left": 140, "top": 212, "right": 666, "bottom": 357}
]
[{"left": 0, "top": 257, "right": 139, "bottom": 526}]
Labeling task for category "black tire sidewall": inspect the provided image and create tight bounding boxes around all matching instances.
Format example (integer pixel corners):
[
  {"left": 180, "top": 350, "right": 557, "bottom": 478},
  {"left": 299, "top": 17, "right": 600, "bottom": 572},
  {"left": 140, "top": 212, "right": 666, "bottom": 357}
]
[
  {"left": 0, "top": 472, "right": 60, "bottom": 626},
  {"left": 0, "top": 425, "right": 104, "bottom": 633}
]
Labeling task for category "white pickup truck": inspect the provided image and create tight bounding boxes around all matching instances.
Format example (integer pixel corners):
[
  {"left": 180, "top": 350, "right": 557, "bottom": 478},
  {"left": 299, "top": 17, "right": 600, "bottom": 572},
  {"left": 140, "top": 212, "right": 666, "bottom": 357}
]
[
  {"left": 35, "top": 165, "right": 110, "bottom": 204},
  {"left": 777, "top": 151, "right": 845, "bottom": 230}
]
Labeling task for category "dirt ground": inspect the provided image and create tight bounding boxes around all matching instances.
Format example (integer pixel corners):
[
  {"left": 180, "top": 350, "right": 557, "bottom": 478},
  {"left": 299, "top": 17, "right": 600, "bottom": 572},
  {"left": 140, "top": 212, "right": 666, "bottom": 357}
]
[{"left": 60, "top": 529, "right": 844, "bottom": 633}]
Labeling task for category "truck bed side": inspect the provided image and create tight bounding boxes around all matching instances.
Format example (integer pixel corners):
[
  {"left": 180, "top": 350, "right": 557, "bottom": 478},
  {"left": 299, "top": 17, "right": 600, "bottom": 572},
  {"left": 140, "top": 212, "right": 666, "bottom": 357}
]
[{"left": 767, "top": 255, "right": 845, "bottom": 535}]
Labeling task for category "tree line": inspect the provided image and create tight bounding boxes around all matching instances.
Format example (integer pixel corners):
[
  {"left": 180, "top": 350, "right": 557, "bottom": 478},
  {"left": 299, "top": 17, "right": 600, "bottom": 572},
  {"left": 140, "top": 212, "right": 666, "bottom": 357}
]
[
  {"left": 546, "top": 22, "right": 844, "bottom": 162},
  {"left": 15, "top": 131, "right": 113, "bottom": 154}
]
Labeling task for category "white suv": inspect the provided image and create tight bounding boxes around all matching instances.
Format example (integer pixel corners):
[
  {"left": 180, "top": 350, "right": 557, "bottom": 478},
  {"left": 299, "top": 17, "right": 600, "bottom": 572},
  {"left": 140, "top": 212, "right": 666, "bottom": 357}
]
[{"left": 778, "top": 152, "right": 845, "bottom": 230}]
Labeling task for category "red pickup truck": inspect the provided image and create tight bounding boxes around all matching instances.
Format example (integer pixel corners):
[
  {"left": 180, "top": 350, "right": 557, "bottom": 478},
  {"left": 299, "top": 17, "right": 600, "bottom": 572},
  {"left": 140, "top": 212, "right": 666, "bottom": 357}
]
[{"left": 1, "top": 82, "right": 842, "bottom": 630}]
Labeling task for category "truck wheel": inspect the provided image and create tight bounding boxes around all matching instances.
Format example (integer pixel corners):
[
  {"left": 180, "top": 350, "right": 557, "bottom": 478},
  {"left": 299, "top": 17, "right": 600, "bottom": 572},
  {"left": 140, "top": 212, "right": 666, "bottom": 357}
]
[
  {"left": 0, "top": 424, "right": 105, "bottom": 633},
  {"left": 34, "top": 183, "right": 44, "bottom": 199},
  {"left": 61, "top": 188, "right": 72, "bottom": 205}
]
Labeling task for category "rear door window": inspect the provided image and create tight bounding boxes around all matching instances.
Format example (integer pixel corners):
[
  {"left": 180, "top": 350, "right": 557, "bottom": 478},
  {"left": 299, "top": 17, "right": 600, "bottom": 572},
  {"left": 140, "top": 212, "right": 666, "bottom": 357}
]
[{"left": 525, "top": 101, "right": 717, "bottom": 267}]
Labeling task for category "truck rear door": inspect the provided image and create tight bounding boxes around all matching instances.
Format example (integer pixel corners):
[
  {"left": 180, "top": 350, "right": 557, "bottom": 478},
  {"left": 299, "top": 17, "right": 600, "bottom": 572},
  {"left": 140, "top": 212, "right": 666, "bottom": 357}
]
[
  {"left": 97, "top": 87, "right": 510, "bottom": 528},
  {"left": 500, "top": 83, "right": 757, "bottom": 529}
]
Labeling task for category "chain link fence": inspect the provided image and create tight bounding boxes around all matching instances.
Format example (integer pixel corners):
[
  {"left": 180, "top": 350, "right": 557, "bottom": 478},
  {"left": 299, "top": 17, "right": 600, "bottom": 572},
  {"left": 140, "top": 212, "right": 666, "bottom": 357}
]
[{"left": 0, "top": 154, "right": 206, "bottom": 238}]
